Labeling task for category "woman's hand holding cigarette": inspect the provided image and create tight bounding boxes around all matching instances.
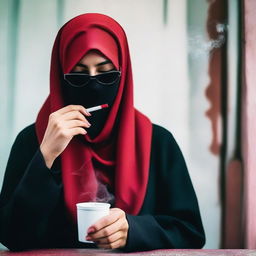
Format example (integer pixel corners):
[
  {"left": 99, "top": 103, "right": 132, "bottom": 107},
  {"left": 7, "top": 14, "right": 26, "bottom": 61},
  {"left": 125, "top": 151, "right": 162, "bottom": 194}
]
[
  {"left": 40, "top": 105, "right": 91, "bottom": 169},
  {"left": 86, "top": 208, "right": 129, "bottom": 249}
]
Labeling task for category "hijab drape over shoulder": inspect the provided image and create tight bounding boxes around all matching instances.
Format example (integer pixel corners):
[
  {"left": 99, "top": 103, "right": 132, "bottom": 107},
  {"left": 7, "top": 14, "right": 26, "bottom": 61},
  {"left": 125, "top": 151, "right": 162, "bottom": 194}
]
[{"left": 35, "top": 13, "right": 152, "bottom": 221}]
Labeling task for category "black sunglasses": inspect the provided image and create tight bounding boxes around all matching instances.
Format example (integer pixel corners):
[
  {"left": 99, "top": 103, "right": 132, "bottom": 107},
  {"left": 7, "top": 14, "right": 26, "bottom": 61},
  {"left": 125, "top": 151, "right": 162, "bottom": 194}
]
[{"left": 64, "top": 70, "right": 121, "bottom": 87}]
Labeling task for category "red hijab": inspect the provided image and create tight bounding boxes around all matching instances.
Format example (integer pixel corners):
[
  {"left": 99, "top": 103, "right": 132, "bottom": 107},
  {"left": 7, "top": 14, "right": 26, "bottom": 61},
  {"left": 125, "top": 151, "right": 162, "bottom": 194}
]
[{"left": 35, "top": 13, "right": 152, "bottom": 221}]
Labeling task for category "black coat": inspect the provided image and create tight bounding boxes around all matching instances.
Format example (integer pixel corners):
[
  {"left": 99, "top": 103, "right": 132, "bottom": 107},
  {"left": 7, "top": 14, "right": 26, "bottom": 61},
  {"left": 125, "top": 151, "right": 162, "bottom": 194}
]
[{"left": 0, "top": 123, "right": 205, "bottom": 252}]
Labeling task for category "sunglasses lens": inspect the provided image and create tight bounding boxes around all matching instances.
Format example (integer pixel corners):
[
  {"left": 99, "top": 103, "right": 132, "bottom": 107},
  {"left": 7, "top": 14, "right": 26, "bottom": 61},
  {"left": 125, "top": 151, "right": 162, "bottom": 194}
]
[
  {"left": 64, "top": 74, "right": 89, "bottom": 87},
  {"left": 97, "top": 72, "right": 120, "bottom": 84}
]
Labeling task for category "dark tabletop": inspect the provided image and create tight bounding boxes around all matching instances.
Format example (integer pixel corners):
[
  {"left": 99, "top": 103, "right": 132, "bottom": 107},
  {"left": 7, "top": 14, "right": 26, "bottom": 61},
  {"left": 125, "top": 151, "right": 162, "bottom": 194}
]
[{"left": 0, "top": 249, "right": 255, "bottom": 256}]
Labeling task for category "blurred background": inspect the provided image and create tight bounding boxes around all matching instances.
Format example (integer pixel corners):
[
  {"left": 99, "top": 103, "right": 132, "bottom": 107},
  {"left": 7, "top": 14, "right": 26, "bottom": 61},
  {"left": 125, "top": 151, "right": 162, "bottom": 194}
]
[{"left": 1, "top": 0, "right": 255, "bottom": 250}]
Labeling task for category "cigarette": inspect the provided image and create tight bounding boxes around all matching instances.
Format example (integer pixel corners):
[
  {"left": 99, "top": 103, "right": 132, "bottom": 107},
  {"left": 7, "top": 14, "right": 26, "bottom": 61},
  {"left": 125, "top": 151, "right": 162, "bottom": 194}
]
[{"left": 86, "top": 104, "right": 109, "bottom": 113}]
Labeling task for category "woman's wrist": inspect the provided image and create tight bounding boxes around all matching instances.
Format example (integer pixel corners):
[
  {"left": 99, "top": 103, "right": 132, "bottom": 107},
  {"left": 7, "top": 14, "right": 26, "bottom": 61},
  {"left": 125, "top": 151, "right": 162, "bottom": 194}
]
[{"left": 40, "top": 145, "right": 56, "bottom": 169}]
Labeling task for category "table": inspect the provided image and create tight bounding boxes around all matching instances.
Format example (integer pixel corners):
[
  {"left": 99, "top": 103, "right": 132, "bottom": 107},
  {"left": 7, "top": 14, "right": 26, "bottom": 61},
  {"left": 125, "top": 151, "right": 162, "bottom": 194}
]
[{"left": 0, "top": 249, "right": 255, "bottom": 256}]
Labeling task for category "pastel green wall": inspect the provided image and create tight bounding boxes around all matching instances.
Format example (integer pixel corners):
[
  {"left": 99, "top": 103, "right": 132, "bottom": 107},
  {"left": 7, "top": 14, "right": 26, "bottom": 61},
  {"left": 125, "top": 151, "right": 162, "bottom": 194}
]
[{"left": 187, "top": 0, "right": 221, "bottom": 249}]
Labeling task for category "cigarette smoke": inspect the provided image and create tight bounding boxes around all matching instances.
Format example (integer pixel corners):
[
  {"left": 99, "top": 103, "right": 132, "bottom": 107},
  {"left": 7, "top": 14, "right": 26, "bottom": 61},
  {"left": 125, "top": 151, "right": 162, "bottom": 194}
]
[{"left": 188, "top": 23, "right": 227, "bottom": 59}]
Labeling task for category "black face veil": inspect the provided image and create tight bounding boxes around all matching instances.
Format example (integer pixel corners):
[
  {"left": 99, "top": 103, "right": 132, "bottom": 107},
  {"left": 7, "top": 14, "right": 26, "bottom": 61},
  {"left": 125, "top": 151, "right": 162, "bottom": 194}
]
[{"left": 62, "top": 75, "right": 119, "bottom": 139}]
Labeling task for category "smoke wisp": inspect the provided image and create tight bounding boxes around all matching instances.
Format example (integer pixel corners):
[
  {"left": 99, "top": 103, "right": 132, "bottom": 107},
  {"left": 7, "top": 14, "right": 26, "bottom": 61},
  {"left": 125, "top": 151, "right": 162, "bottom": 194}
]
[{"left": 188, "top": 23, "right": 227, "bottom": 59}]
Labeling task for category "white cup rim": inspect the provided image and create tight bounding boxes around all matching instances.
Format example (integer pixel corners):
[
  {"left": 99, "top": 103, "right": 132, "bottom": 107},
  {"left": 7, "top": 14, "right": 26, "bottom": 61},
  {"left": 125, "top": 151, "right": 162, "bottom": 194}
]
[{"left": 76, "top": 202, "right": 111, "bottom": 211}]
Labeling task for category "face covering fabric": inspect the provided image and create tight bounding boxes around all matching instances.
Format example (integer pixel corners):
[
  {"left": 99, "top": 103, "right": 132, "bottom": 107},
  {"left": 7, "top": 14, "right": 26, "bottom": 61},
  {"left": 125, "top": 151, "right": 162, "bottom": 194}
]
[{"left": 62, "top": 77, "right": 120, "bottom": 139}]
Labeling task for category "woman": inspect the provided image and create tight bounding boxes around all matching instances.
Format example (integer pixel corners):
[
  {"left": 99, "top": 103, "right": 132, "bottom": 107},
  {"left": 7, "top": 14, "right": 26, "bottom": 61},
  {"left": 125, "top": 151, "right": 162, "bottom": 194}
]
[{"left": 0, "top": 13, "right": 205, "bottom": 252}]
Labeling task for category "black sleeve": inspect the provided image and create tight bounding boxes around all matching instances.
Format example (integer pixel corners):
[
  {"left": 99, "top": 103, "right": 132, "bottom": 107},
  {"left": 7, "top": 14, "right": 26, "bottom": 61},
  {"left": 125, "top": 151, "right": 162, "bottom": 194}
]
[
  {"left": 122, "top": 125, "right": 205, "bottom": 252},
  {"left": 0, "top": 126, "right": 64, "bottom": 251}
]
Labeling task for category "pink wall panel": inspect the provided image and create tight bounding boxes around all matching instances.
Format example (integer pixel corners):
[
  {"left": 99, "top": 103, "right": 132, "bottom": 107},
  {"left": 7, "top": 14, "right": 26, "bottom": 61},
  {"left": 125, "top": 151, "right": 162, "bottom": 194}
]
[{"left": 242, "top": 0, "right": 256, "bottom": 249}]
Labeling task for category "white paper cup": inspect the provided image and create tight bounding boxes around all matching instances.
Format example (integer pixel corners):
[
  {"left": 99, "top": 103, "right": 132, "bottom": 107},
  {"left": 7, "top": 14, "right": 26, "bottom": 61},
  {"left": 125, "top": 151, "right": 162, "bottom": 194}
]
[{"left": 76, "top": 202, "right": 110, "bottom": 243}]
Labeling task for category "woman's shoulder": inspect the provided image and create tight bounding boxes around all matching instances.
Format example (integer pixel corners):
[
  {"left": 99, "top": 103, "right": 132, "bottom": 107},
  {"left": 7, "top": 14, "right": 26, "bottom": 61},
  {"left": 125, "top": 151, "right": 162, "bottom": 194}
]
[
  {"left": 151, "top": 123, "right": 175, "bottom": 144},
  {"left": 14, "top": 123, "right": 38, "bottom": 149},
  {"left": 151, "top": 123, "right": 182, "bottom": 154},
  {"left": 17, "top": 123, "right": 36, "bottom": 137}
]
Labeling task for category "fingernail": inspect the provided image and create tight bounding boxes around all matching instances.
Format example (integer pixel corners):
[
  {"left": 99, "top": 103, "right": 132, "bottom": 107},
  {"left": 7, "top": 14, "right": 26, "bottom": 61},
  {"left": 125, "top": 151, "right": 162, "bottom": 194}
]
[
  {"left": 85, "top": 110, "right": 91, "bottom": 116},
  {"left": 86, "top": 236, "right": 91, "bottom": 241},
  {"left": 84, "top": 121, "right": 91, "bottom": 127},
  {"left": 87, "top": 227, "right": 95, "bottom": 234}
]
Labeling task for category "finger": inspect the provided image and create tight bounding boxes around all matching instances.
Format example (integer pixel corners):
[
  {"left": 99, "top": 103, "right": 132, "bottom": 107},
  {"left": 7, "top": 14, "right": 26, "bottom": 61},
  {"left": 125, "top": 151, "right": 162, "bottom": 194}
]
[
  {"left": 88, "top": 210, "right": 121, "bottom": 235},
  {"left": 88, "top": 217, "right": 124, "bottom": 240},
  {"left": 55, "top": 105, "right": 91, "bottom": 116},
  {"left": 91, "top": 231, "right": 123, "bottom": 245},
  {"left": 110, "top": 208, "right": 120, "bottom": 213},
  {"left": 96, "top": 238, "right": 124, "bottom": 249},
  {"left": 65, "top": 120, "right": 91, "bottom": 129},
  {"left": 67, "top": 127, "right": 87, "bottom": 136},
  {"left": 61, "top": 110, "right": 90, "bottom": 123}
]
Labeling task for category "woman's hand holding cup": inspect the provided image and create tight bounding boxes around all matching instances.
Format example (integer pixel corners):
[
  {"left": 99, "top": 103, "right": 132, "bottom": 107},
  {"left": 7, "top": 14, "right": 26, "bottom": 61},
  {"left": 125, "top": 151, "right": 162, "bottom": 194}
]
[
  {"left": 86, "top": 208, "right": 129, "bottom": 249},
  {"left": 40, "top": 105, "right": 91, "bottom": 169}
]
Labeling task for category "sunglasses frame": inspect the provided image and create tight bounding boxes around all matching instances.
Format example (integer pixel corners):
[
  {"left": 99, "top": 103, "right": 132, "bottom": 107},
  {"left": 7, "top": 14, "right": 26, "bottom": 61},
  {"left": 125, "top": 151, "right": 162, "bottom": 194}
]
[{"left": 64, "top": 70, "right": 121, "bottom": 88}]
